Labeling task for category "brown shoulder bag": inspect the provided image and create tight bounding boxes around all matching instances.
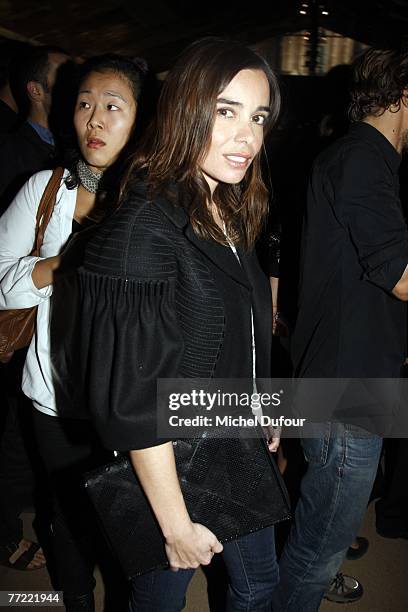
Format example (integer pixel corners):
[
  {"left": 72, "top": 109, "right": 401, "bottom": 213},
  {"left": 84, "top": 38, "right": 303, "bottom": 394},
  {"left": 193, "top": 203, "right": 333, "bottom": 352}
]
[{"left": 0, "top": 167, "right": 65, "bottom": 363}]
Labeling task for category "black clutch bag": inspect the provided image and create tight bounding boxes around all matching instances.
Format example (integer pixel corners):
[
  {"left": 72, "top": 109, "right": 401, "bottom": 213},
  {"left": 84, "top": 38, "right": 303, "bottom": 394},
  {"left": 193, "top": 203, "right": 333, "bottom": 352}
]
[{"left": 83, "top": 436, "right": 290, "bottom": 578}]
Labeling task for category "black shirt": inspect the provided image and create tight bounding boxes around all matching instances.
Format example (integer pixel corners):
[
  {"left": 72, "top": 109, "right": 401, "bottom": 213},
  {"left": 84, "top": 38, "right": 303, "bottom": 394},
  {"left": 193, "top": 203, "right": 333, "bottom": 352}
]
[{"left": 292, "top": 122, "right": 408, "bottom": 377}]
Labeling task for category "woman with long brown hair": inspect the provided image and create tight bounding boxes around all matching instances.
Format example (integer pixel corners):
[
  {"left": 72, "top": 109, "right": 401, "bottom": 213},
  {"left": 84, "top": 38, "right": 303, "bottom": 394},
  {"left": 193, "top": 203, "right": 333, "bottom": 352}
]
[{"left": 76, "top": 37, "right": 289, "bottom": 611}]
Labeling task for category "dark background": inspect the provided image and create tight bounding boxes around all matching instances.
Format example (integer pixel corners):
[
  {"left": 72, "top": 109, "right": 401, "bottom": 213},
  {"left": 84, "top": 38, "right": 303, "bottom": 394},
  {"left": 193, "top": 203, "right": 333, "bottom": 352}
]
[{"left": 1, "top": 0, "right": 407, "bottom": 72}]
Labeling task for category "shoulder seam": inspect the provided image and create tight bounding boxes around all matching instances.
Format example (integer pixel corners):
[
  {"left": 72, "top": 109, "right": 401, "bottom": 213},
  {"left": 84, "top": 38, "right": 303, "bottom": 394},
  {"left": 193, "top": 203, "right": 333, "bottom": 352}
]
[{"left": 122, "top": 198, "right": 150, "bottom": 278}]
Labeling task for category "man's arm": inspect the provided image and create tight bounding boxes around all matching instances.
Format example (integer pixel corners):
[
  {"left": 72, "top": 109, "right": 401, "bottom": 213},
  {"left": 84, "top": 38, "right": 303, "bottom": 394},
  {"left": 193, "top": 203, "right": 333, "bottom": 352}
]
[
  {"left": 338, "top": 144, "right": 408, "bottom": 298},
  {"left": 392, "top": 263, "right": 408, "bottom": 300}
]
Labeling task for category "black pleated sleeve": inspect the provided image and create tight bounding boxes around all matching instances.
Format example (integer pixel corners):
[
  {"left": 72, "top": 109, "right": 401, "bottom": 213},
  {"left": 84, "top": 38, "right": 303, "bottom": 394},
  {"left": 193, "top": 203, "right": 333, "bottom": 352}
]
[{"left": 77, "top": 195, "right": 185, "bottom": 451}]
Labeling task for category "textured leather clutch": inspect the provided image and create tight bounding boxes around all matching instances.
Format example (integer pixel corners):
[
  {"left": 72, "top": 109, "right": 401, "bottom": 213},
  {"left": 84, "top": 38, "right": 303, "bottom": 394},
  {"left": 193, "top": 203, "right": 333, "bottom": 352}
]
[{"left": 83, "top": 436, "right": 290, "bottom": 578}]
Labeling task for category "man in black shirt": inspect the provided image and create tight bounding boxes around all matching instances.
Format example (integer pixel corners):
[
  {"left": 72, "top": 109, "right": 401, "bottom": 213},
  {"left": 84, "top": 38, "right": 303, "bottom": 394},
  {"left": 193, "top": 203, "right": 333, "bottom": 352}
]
[{"left": 273, "top": 49, "right": 408, "bottom": 611}]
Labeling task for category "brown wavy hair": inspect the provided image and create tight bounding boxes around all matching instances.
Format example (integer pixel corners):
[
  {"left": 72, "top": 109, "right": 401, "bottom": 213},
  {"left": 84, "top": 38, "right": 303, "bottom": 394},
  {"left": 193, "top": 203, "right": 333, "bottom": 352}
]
[
  {"left": 349, "top": 47, "right": 408, "bottom": 122},
  {"left": 120, "top": 37, "right": 281, "bottom": 249}
]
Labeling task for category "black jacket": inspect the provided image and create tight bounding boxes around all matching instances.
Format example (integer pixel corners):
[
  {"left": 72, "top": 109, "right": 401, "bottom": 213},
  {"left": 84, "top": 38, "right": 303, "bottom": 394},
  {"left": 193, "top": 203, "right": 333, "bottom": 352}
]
[
  {"left": 55, "top": 180, "right": 290, "bottom": 527},
  {"left": 73, "top": 181, "right": 274, "bottom": 449},
  {"left": 0, "top": 100, "right": 19, "bottom": 134},
  {"left": 0, "top": 121, "right": 55, "bottom": 214}
]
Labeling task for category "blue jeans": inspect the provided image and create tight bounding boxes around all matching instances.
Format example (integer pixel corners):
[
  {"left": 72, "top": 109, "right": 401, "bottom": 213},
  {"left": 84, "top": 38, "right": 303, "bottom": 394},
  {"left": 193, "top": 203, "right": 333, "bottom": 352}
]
[
  {"left": 129, "top": 526, "right": 278, "bottom": 611},
  {"left": 272, "top": 423, "right": 382, "bottom": 612}
]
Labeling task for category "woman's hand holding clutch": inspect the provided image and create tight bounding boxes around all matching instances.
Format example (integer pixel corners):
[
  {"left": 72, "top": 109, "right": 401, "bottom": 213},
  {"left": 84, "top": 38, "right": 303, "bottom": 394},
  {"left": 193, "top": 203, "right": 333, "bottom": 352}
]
[{"left": 165, "top": 521, "right": 223, "bottom": 571}]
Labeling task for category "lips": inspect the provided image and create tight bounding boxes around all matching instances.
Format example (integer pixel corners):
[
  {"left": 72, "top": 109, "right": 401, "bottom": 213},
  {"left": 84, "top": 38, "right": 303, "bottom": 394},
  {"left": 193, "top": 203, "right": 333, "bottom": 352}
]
[
  {"left": 87, "top": 138, "right": 106, "bottom": 149},
  {"left": 224, "top": 153, "right": 251, "bottom": 168}
]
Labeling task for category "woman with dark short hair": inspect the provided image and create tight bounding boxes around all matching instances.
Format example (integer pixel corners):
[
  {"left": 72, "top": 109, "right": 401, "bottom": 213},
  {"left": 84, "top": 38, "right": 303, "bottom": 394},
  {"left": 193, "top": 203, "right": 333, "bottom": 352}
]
[{"left": 0, "top": 53, "right": 148, "bottom": 611}]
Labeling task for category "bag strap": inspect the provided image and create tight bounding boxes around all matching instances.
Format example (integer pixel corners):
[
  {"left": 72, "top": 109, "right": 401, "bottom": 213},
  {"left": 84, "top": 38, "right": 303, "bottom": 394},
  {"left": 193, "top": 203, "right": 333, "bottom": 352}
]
[{"left": 32, "top": 167, "right": 65, "bottom": 256}]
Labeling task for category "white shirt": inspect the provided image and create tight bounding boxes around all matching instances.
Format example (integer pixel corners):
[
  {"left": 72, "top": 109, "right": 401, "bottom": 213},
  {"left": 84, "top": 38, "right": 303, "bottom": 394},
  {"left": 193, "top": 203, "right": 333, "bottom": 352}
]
[{"left": 0, "top": 169, "right": 77, "bottom": 416}]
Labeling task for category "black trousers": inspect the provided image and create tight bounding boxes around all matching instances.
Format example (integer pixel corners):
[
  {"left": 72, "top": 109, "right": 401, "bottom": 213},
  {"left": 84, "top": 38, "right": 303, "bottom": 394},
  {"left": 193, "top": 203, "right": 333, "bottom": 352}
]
[
  {"left": 376, "top": 438, "right": 408, "bottom": 534},
  {"left": 0, "top": 396, "right": 35, "bottom": 549},
  {"left": 31, "top": 409, "right": 121, "bottom": 600},
  {"left": 0, "top": 350, "right": 44, "bottom": 557}
]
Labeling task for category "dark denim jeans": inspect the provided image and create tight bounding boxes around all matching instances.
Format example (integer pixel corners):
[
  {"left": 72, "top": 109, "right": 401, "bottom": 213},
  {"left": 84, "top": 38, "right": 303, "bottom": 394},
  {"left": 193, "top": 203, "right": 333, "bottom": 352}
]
[
  {"left": 272, "top": 423, "right": 383, "bottom": 612},
  {"left": 129, "top": 526, "right": 278, "bottom": 612}
]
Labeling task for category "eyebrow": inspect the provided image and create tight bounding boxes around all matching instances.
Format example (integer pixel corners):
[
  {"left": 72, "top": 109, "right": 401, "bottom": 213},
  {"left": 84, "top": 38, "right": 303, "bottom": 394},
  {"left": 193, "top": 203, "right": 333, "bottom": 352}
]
[
  {"left": 217, "top": 97, "right": 270, "bottom": 113},
  {"left": 78, "top": 89, "right": 128, "bottom": 103}
]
